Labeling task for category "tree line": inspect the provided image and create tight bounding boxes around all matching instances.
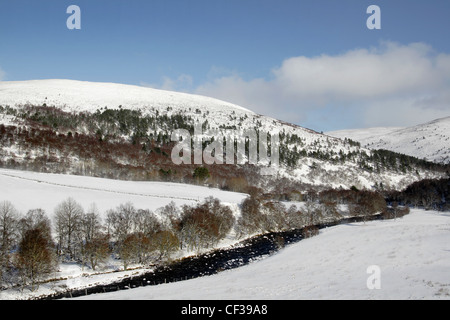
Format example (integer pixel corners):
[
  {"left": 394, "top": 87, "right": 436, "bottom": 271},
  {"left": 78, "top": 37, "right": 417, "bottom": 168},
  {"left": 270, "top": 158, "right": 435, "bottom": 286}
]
[
  {"left": 1, "top": 104, "right": 447, "bottom": 190},
  {"left": 0, "top": 196, "right": 238, "bottom": 291},
  {"left": 385, "top": 178, "right": 449, "bottom": 211},
  {"left": 0, "top": 185, "right": 399, "bottom": 292}
]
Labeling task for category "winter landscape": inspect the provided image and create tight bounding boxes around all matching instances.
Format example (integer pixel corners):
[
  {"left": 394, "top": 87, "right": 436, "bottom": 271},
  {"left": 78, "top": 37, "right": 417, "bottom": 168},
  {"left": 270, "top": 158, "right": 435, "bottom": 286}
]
[
  {"left": 1, "top": 1, "right": 449, "bottom": 303},
  {"left": 0, "top": 167, "right": 448, "bottom": 301},
  {"left": 0, "top": 79, "right": 448, "bottom": 301},
  {"left": 76, "top": 208, "right": 449, "bottom": 300}
]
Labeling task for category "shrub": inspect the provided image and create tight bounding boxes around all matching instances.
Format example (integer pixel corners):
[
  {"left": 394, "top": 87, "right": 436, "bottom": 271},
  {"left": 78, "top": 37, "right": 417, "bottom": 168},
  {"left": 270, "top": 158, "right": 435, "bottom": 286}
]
[
  {"left": 193, "top": 167, "right": 210, "bottom": 182},
  {"left": 178, "top": 197, "right": 234, "bottom": 250},
  {"left": 119, "top": 232, "right": 153, "bottom": 269},
  {"left": 301, "top": 225, "right": 319, "bottom": 239},
  {"left": 236, "top": 194, "right": 268, "bottom": 237}
]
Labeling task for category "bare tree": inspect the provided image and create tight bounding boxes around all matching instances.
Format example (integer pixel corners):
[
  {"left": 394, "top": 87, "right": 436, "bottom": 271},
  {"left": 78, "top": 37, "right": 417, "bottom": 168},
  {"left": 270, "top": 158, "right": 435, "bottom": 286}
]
[
  {"left": 18, "top": 209, "right": 52, "bottom": 241},
  {"left": 285, "top": 204, "right": 304, "bottom": 229},
  {"left": 304, "top": 200, "right": 321, "bottom": 226},
  {"left": 152, "top": 230, "right": 179, "bottom": 260},
  {"left": 236, "top": 194, "right": 266, "bottom": 237},
  {"left": 106, "top": 203, "right": 165, "bottom": 268},
  {"left": 320, "top": 201, "right": 341, "bottom": 222},
  {"left": 119, "top": 232, "right": 152, "bottom": 270},
  {"left": 203, "top": 197, "right": 234, "bottom": 240},
  {"left": 263, "top": 201, "right": 287, "bottom": 232},
  {"left": 179, "top": 197, "right": 235, "bottom": 250},
  {"left": 53, "top": 197, "right": 84, "bottom": 260},
  {"left": 106, "top": 202, "right": 135, "bottom": 243},
  {"left": 178, "top": 208, "right": 203, "bottom": 251},
  {"left": 15, "top": 228, "right": 56, "bottom": 291},
  {"left": 78, "top": 204, "right": 108, "bottom": 270},
  {"left": 81, "top": 203, "right": 103, "bottom": 242},
  {"left": 133, "top": 208, "right": 161, "bottom": 236},
  {"left": 159, "top": 202, "right": 182, "bottom": 248},
  {"left": 83, "top": 234, "right": 110, "bottom": 271},
  {"left": 159, "top": 201, "right": 179, "bottom": 226},
  {"left": 0, "top": 201, "right": 20, "bottom": 283}
]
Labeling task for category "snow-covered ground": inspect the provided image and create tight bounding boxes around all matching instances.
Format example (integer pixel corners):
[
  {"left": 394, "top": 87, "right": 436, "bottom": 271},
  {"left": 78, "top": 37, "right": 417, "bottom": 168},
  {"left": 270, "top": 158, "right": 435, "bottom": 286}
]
[
  {"left": 0, "top": 80, "right": 445, "bottom": 191},
  {"left": 73, "top": 209, "right": 450, "bottom": 300},
  {"left": 0, "top": 168, "right": 449, "bottom": 300},
  {"left": 0, "top": 168, "right": 247, "bottom": 218},
  {"left": 0, "top": 168, "right": 248, "bottom": 300},
  {"left": 327, "top": 116, "right": 450, "bottom": 164},
  {"left": 0, "top": 79, "right": 253, "bottom": 115}
]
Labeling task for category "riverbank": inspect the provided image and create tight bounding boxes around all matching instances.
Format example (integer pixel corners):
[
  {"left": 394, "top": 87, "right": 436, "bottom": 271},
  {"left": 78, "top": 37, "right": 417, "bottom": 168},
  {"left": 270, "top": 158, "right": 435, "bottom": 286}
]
[
  {"left": 41, "top": 215, "right": 379, "bottom": 300},
  {"left": 72, "top": 209, "right": 450, "bottom": 300}
]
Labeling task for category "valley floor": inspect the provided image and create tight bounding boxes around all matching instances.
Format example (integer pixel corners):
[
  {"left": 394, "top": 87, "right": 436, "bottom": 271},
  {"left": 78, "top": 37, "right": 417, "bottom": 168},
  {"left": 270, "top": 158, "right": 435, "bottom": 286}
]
[
  {"left": 1, "top": 168, "right": 449, "bottom": 300},
  {"left": 72, "top": 208, "right": 450, "bottom": 300}
]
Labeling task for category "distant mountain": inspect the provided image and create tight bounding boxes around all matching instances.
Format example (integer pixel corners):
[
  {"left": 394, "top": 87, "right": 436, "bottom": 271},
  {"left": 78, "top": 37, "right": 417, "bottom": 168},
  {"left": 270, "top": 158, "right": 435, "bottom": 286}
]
[
  {"left": 327, "top": 117, "right": 450, "bottom": 164},
  {"left": 0, "top": 79, "right": 447, "bottom": 192}
]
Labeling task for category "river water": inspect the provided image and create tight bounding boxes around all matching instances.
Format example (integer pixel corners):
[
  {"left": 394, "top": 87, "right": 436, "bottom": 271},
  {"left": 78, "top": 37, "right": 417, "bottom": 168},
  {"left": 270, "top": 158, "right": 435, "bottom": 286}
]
[{"left": 43, "top": 215, "right": 379, "bottom": 300}]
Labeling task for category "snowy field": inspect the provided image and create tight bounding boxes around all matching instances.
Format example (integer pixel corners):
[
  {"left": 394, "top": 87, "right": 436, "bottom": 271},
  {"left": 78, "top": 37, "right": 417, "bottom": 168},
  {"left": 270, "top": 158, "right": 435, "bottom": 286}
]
[
  {"left": 0, "top": 168, "right": 248, "bottom": 300},
  {"left": 0, "top": 168, "right": 247, "bottom": 218},
  {"left": 74, "top": 209, "right": 450, "bottom": 300},
  {"left": 0, "top": 168, "right": 449, "bottom": 300}
]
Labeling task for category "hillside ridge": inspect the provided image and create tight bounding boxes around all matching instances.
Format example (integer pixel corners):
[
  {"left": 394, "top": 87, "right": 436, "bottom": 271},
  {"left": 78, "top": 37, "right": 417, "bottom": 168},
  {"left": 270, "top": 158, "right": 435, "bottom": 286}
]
[
  {"left": 327, "top": 116, "right": 450, "bottom": 164},
  {"left": 0, "top": 79, "right": 447, "bottom": 192}
]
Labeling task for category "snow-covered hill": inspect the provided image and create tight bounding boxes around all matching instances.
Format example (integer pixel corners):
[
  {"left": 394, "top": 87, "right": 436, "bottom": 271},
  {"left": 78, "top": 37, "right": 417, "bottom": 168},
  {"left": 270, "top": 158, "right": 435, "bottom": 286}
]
[
  {"left": 0, "top": 79, "right": 447, "bottom": 191},
  {"left": 327, "top": 117, "right": 450, "bottom": 164},
  {"left": 0, "top": 79, "right": 253, "bottom": 115},
  {"left": 0, "top": 80, "right": 448, "bottom": 301},
  {"left": 73, "top": 209, "right": 450, "bottom": 300},
  {"left": 0, "top": 79, "right": 322, "bottom": 142}
]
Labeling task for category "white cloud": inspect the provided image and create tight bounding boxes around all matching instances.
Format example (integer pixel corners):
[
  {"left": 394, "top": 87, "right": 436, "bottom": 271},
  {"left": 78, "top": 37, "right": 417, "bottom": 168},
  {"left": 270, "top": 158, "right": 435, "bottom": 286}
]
[
  {"left": 196, "top": 75, "right": 277, "bottom": 115},
  {"left": 141, "top": 74, "right": 193, "bottom": 92},
  {"left": 362, "top": 97, "right": 450, "bottom": 128},
  {"left": 195, "top": 42, "right": 450, "bottom": 130},
  {"left": 275, "top": 42, "right": 442, "bottom": 100}
]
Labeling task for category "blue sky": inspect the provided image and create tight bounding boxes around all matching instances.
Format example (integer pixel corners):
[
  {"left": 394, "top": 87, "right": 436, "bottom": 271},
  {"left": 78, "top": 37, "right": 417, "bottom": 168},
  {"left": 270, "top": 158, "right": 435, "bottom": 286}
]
[{"left": 1, "top": 0, "right": 450, "bottom": 131}]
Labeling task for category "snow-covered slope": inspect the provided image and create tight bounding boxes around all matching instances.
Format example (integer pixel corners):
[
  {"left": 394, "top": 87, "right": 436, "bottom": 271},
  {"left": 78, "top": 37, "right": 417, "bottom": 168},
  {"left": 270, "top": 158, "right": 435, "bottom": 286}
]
[
  {"left": 1, "top": 168, "right": 448, "bottom": 300},
  {"left": 327, "top": 117, "right": 450, "bottom": 164},
  {"left": 326, "top": 127, "right": 404, "bottom": 143},
  {"left": 0, "top": 79, "right": 322, "bottom": 141},
  {"left": 0, "top": 168, "right": 249, "bottom": 300},
  {"left": 0, "top": 79, "right": 253, "bottom": 115},
  {"left": 0, "top": 168, "right": 246, "bottom": 218},
  {"left": 0, "top": 79, "right": 446, "bottom": 191},
  {"left": 74, "top": 209, "right": 450, "bottom": 300},
  {"left": 0, "top": 79, "right": 327, "bottom": 155}
]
